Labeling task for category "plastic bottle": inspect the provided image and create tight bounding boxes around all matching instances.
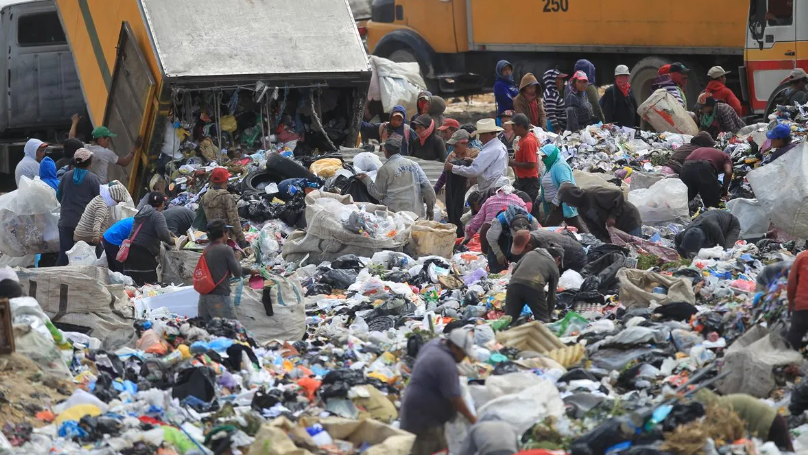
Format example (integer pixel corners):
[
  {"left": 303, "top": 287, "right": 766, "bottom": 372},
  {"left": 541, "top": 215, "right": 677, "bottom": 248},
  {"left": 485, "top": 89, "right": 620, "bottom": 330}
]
[
  {"left": 306, "top": 424, "right": 333, "bottom": 447},
  {"left": 161, "top": 350, "right": 183, "bottom": 367}
]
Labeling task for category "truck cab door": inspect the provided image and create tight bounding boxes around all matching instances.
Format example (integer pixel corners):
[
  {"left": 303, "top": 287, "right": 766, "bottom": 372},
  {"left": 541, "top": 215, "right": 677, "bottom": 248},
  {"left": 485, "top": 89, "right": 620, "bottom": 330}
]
[
  {"left": 395, "top": 0, "right": 457, "bottom": 53},
  {"left": 103, "top": 22, "right": 155, "bottom": 190},
  {"left": 745, "top": 0, "right": 797, "bottom": 112}
]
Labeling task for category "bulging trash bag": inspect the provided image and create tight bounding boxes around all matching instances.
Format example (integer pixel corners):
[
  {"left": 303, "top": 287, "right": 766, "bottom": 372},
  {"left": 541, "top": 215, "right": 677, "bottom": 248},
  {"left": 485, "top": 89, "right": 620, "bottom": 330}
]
[
  {"left": 638, "top": 88, "right": 699, "bottom": 135},
  {"left": 559, "top": 270, "right": 585, "bottom": 290},
  {"left": 726, "top": 198, "right": 771, "bottom": 239},
  {"left": 353, "top": 152, "right": 383, "bottom": 173},
  {"left": 0, "top": 176, "right": 61, "bottom": 257},
  {"left": 628, "top": 178, "right": 690, "bottom": 225},
  {"left": 67, "top": 241, "right": 98, "bottom": 266},
  {"left": 747, "top": 143, "right": 808, "bottom": 239}
]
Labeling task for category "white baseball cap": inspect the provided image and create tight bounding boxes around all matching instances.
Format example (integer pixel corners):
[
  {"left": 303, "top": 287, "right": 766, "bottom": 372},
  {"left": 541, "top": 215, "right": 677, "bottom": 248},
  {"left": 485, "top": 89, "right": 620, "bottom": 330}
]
[
  {"left": 708, "top": 66, "right": 730, "bottom": 78},
  {"left": 447, "top": 326, "right": 476, "bottom": 358},
  {"left": 615, "top": 65, "right": 630, "bottom": 76}
]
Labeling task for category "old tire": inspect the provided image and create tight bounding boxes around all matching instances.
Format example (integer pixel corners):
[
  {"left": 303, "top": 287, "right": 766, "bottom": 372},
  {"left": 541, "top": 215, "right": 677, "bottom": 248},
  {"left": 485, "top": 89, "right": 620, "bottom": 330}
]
[{"left": 630, "top": 56, "right": 671, "bottom": 106}]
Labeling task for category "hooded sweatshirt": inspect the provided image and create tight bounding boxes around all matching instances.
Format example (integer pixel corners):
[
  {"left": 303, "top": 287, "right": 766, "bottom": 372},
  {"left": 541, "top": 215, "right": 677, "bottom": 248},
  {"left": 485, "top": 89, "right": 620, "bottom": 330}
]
[
  {"left": 651, "top": 74, "right": 685, "bottom": 107},
  {"left": 574, "top": 59, "right": 605, "bottom": 123},
  {"left": 493, "top": 60, "right": 520, "bottom": 117},
  {"left": 674, "top": 210, "right": 740, "bottom": 256},
  {"left": 565, "top": 78, "right": 595, "bottom": 132},
  {"left": 15, "top": 139, "right": 44, "bottom": 186},
  {"left": 129, "top": 204, "right": 174, "bottom": 256},
  {"left": 543, "top": 69, "right": 566, "bottom": 131},
  {"left": 513, "top": 73, "right": 546, "bottom": 129},
  {"left": 666, "top": 132, "right": 716, "bottom": 173},
  {"left": 703, "top": 80, "right": 742, "bottom": 116},
  {"left": 557, "top": 184, "right": 641, "bottom": 242},
  {"left": 360, "top": 105, "right": 416, "bottom": 154},
  {"left": 414, "top": 91, "right": 446, "bottom": 128},
  {"left": 58, "top": 169, "right": 102, "bottom": 229},
  {"left": 74, "top": 183, "right": 133, "bottom": 243},
  {"left": 38, "top": 156, "right": 59, "bottom": 191}
]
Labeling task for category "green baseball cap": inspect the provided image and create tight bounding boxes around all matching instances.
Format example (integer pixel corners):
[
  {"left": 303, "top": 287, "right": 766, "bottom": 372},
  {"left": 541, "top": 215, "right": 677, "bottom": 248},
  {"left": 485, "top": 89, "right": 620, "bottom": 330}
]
[{"left": 92, "top": 126, "right": 117, "bottom": 139}]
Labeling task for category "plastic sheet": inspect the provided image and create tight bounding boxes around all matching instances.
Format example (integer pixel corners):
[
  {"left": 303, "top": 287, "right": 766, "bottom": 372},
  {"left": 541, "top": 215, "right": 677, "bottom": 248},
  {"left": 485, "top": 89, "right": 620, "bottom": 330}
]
[
  {"left": 628, "top": 178, "right": 690, "bottom": 225},
  {"left": 0, "top": 177, "right": 60, "bottom": 257}
]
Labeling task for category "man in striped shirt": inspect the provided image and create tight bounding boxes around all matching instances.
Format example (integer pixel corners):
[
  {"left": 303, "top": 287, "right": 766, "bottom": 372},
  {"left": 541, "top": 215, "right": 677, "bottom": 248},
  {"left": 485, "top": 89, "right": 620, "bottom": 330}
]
[{"left": 543, "top": 69, "right": 568, "bottom": 132}]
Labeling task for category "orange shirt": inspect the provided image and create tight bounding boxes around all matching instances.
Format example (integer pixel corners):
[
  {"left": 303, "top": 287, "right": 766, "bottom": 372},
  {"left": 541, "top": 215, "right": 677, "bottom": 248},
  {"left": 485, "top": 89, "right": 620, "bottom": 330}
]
[{"left": 514, "top": 132, "right": 539, "bottom": 179}]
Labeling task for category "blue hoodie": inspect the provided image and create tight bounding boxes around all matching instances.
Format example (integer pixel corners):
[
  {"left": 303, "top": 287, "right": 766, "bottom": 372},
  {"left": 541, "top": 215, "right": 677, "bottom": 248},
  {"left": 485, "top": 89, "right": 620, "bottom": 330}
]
[
  {"left": 38, "top": 156, "right": 59, "bottom": 190},
  {"left": 493, "top": 60, "right": 519, "bottom": 117},
  {"left": 574, "top": 59, "right": 596, "bottom": 85}
]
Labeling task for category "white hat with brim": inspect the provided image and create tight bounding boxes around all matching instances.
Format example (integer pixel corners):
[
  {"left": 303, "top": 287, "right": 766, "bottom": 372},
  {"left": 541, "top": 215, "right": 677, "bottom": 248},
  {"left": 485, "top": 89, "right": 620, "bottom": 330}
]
[
  {"left": 708, "top": 66, "right": 730, "bottom": 78},
  {"left": 472, "top": 118, "right": 504, "bottom": 136},
  {"left": 615, "top": 65, "right": 631, "bottom": 76},
  {"left": 447, "top": 326, "right": 476, "bottom": 358}
]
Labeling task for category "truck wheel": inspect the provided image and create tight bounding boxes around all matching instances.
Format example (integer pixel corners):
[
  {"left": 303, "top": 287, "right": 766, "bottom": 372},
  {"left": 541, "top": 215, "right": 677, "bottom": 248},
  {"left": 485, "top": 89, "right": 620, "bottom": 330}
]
[
  {"left": 630, "top": 56, "right": 671, "bottom": 106},
  {"left": 680, "top": 60, "right": 706, "bottom": 110},
  {"left": 763, "top": 81, "right": 791, "bottom": 119},
  {"left": 388, "top": 48, "right": 437, "bottom": 93}
]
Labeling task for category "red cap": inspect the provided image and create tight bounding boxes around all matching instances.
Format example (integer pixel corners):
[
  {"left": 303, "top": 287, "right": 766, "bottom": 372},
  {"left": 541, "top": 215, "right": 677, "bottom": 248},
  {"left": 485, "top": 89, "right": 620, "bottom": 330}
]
[
  {"left": 658, "top": 64, "right": 671, "bottom": 76},
  {"left": 438, "top": 118, "right": 460, "bottom": 131},
  {"left": 210, "top": 167, "right": 231, "bottom": 184},
  {"left": 510, "top": 230, "right": 532, "bottom": 256}
]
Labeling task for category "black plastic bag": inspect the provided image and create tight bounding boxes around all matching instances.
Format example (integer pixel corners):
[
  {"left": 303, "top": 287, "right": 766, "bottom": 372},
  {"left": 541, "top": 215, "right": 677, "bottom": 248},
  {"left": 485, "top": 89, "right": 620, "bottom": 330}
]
[
  {"left": 306, "top": 283, "right": 332, "bottom": 296},
  {"left": 331, "top": 254, "right": 366, "bottom": 271},
  {"left": 569, "top": 418, "right": 628, "bottom": 455},
  {"left": 790, "top": 380, "right": 808, "bottom": 416},
  {"left": 252, "top": 388, "right": 283, "bottom": 412},
  {"left": 661, "top": 402, "right": 704, "bottom": 432},
  {"left": 93, "top": 372, "right": 120, "bottom": 403},
  {"left": 320, "top": 269, "right": 358, "bottom": 290},
  {"left": 653, "top": 302, "right": 698, "bottom": 322},
  {"left": 172, "top": 367, "right": 217, "bottom": 403}
]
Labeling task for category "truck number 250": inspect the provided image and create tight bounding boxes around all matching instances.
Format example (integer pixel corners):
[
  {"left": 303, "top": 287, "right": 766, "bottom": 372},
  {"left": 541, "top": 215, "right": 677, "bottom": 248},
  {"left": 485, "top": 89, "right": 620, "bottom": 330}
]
[{"left": 543, "top": 0, "right": 569, "bottom": 12}]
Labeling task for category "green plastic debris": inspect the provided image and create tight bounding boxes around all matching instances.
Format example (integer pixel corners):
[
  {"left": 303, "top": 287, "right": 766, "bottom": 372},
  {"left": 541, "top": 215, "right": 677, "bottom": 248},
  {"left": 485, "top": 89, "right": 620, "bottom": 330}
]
[{"left": 547, "top": 311, "right": 588, "bottom": 337}]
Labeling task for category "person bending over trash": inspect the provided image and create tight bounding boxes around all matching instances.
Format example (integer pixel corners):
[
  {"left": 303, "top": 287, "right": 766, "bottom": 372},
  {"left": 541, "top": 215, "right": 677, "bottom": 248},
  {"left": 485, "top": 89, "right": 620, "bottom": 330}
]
[
  {"left": 458, "top": 417, "right": 520, "bottom": 455},
  {"left": 663, "top": 132, "right": 715, "bottom": 175},
  {"left": 674, "top": 210, "right": 741, "bottom": 257},
  {"left": 201, "top": 167, "right": 249, "bottom": 250},
  {"left": 756, "top": 260, "right": 794, "bottom": 292},
  {"left": 787, "top": 249, "right": 808, "bottom": 350},
  {"left": 557, "top": 183, "right": 642, "bottom": 242},
  {"left": 679, "top": 146, "right": 733, "bottom": 209},
  {"left": 504, "top": 243, "right": 562, "bottom": 324},
  {"left": 400, "top": 326, "right": 477, "bottom": 455},
  {"left": 485, "top": 204, "right": 540, "bottom": 273},
  {"left": 512, "top": 229, "right": 587, "bottom": 272},
  {"left": 695, "top": 389, "right": 793, "bottom": 451},
  {"left": 358, "top": 136, "right": 436, "bottom": 220}
]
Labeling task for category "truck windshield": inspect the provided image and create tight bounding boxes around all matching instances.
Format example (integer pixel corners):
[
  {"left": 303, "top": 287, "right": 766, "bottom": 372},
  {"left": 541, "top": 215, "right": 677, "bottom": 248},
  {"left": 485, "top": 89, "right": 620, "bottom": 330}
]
[
  {"left": 766, "top": 0, "right": 793, "bottom": 26},
  {"left": 18, "top": 12, "right": 67, "bottom": 47}
]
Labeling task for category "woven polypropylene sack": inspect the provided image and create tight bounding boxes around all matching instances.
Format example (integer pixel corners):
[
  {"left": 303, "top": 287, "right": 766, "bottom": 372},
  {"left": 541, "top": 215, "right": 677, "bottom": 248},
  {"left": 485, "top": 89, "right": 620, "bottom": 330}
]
[
  {"left": 409, "top": 220, "right": 457, "bottom": 259},
  {"left": 747, "top": 144, "right": 808, "bottom": 239},
  {"left": 617, "top": 268, "right": 696, "bottom": 309},
  {"left": 638, "top": 88, "right": 698, "bottom": 135}
]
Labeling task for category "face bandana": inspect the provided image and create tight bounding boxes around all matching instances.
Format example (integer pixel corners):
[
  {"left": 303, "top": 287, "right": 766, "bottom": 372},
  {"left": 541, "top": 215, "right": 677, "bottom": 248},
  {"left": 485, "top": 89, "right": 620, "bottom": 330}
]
[{"left": 615, "top": 76, "right": 631, "bottom": 97}]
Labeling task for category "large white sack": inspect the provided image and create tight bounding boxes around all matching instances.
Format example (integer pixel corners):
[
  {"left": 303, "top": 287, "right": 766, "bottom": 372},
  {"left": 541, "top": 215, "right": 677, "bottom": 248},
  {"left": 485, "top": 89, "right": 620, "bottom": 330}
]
[
  {"left": 628, "top": 178, "right": 689, "bottom": 225},
  {"left": 369, "top": 56, "right": 426, "bottom": 117},
  {"left": 0, "top": 176, "right": 60, "bottom": 257},
  {"left": 747, "top": 144, "right": 808, "bottom": 239},
  {"left": 727, "top": 198, "right": 770, "bottom": 239},
  {"left": 638, "top": 88, "right": 698, "bottom": 135}
]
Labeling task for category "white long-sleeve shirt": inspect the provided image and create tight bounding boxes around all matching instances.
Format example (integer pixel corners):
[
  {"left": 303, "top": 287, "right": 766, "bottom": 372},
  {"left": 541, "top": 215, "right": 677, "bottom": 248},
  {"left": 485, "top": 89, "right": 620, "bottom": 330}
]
[{"left": 451, "top": 137, "right": 508, "bottom": 193}]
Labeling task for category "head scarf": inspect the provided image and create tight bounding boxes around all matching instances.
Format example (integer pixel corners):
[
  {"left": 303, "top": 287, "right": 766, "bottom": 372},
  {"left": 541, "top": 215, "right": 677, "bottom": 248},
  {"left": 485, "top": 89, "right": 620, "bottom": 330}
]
[
  {"left": 615, "top": 75, "right": 631, "bottom": 97},
  {"left": 38, "top": 156, "right": 59, "bottom": 190},
  {"left": 417, "top": 91, "right": 432, "bottom": 115},
  {"left": 502, "top": 204, "right": 530, "bottom": 228},
  {"left": 414, "top": 117, "right": 435, "bottom": 146},
  {"left": 574, "top": 59, "right": 596, "bottom": 85},
  {"left": 100, "top": 184, "right": 116, "bottom": 207},
  {"left": 496, "top": 60, "right": 514, "bottom": 83},
  {"left": 541, "top": 144, "right": 560, "bottom": 168}
]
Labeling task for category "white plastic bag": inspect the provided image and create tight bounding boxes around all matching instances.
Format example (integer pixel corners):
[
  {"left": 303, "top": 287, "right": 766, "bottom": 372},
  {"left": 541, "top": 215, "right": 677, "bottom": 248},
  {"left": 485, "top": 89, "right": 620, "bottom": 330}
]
[
  {"left": 67, "top": 241, "right": 98, "bottom": 265},
  {"left": 0, "top": 177, "right": 60, "bottom": 257},
  {"left": 353, "top": 152, "right": 383, "bottom": 173},
  {"left": 628, "top": 178, "right": 689, "bottom": 225},
  {"left": 747, "top": 145, "right": 808, "bottom": 239},
  {"left": 726, "top": 198, "right": 770, "bottom": 239},
  {"left": 638, "top": 88, "right": 699, "bottom": 135},
  {"left": 559, "top": 270, "right": 584, "bottom": 290}
]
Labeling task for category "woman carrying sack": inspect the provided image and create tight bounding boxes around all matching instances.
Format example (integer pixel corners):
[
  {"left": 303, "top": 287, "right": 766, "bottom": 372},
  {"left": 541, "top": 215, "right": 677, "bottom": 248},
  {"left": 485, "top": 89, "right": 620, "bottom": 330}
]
[
  {"left": 194, "top": 219, "right": 252, "bottom": 322},
  {"left": 121, "top": 192, "right": 174, "bottom": 285}
]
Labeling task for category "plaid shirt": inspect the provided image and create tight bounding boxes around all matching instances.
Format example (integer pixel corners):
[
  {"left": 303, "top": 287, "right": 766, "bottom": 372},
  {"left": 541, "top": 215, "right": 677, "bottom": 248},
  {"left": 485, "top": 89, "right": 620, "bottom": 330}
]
[
  {"left": 715, "top": 102, "right": 745, "bottom": 135},
  {"left": 464, "top": 191, "right": 527, "bottom": 236}
]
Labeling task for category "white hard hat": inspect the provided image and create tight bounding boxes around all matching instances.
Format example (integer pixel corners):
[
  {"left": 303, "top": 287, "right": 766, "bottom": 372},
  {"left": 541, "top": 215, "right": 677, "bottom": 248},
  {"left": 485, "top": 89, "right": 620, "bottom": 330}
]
[
  {"left": 708, "top": 66, "right": 730, "bottom": 78},
  {"left": 615, "top": 65, "right": 631, "bottom": 76}
]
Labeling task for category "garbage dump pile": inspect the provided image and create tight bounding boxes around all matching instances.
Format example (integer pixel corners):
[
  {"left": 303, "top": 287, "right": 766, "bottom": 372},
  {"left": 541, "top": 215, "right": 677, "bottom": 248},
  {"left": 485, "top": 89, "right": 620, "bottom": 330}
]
[{"left": 6, "top": 104, "right": 808, "bottom": 455}]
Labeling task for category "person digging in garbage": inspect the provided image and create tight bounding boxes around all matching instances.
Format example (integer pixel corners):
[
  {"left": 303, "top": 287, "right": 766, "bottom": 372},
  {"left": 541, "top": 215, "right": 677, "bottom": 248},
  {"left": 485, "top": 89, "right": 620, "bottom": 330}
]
[
  {"left": 410, "top": 115, "right": 447, "bottom": 162},
  {"left": 674, "top": 210, "right": 741, "bottom": 257},
  {"left": 784, "top": 68, "right": 808, "bottom": 106},
  {"left": 57, "top": 148, "right": 102, "bottom": 266},
  {"left": 86, "top": 126, "right": 139, "bottom": 184},
  {"left": 757, "top": 259, "right": 794, "bottom": 292},
  {"left": 123, "top": 192, "right": 175, "bottom": 285},
  {"left": 787, "top": 249, "right": 808, "bottom": 350},
  {"left": 696, "top": 94, "right": 745, "bottom": 139},
  {"left": 695, "top": 389, "right": 794, "bottom": 451},
  {"left": 512, "top": 229, "right": 587, "bottom": 272},
  {"left": 557, "top": 182, "right": 642, "bottom": 242},
  {"left": 73, "top": 181, "right": 133, "bottom": 250},
  {"left": 508, "top": 113, "right": 540, "bottom": 201},
  {"left": 360, "top": 105, "right": 416, "bottom": 155},
  {"left": 505, "top": 242, "right": 563, "bottom": 324},
  {"left": 663, "top": 131, "right": 716, "bottom": 175},
  {"left": 163, "top": 206, "right": 196, "bottom": 236},
  {"left": 201, "top": 167, "right": 249, "bottom": 250},
  {"left": 762, "top": 123, "right": 799, "bottom": 164},
  {"left": 400, "top": 326, "right": 477, "bottom": 455},
  {"left": 195, "top": 219, "right": 254, "bottom": 322},
  {"left": 102, "top": 217, "right": 133, "bottom": 274},
  {"left": 463, "top": 184, "right": 530, "bottom": 247},
  {"left": 565, "top": 71, "right": 596, "bottom": 132},
  {"left": 493, "top": 60, "right": 519, "bottom": 122},
  {"left": 15, "top": 138, "right": 48, "bottom": 186},
  {"left": 358, "top": 136, "right": 436, "bottom": 220},
  {"left": 458, "top": 417, "right": 520, "bottom": 455},
  {"left": 543, "top": 68, "right": 568, "bottom": 132},
  {"left": 538, "top": 144, "right": 586, "bottom": 232},
  {"left": 513, "top": 73, "right": 546, "bottom": 130},
  {"left": 485, "top": 204, "right": 540, "bottom": 273},
  {"left": 600, "top": 65, "right": 640, "bottom": 128},
  {"left": 679, "top": 146, "right": 733, "bottom": 208},
  {"left": 702, "top": 66, "right": 742, "bottom": 116},
  {"left": 446, "top": 119, "right": 509, "bottom": 201}
]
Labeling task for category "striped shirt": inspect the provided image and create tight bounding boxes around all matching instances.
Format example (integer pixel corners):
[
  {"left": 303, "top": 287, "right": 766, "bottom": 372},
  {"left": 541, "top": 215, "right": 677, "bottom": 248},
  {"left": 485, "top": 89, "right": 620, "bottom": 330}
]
[{"left": 464, "top": 191, "right": 527, "bottom": 236}]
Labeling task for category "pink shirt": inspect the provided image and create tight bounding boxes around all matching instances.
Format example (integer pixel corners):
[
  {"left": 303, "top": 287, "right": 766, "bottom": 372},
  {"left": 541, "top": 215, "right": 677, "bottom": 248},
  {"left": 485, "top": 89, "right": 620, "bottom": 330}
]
[{"left": 465, "top": 191, "right": 527, "bottom": 236}]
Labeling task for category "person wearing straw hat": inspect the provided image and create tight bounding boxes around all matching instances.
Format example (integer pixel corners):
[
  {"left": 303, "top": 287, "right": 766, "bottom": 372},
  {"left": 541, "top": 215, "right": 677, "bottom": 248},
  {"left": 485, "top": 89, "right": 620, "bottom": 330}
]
[
  {"left": 445, "top": 118, "right": 509, "bottom": 200},
  {"left": 600, "top": 65, "right": 640, "bottom": 128},
  {"left": 703, "top": 66, "right": 742, "bottom": 116}
]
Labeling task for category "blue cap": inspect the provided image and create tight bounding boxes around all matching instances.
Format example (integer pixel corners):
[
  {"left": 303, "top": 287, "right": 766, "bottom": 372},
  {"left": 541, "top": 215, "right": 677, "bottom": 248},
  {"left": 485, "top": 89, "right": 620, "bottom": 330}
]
[{"left": 767, "top": 123, "right": 791, "bottom": 140}]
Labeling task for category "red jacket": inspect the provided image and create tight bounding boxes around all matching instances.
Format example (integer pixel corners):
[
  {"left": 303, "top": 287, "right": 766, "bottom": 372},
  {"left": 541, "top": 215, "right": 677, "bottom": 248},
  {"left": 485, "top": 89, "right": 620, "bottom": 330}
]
[
  {"left": 703, "top": 81, "right": 742, "bottom": 116},
  {"left": 788, "top": 251, "right": 808, "bottom": 312}
]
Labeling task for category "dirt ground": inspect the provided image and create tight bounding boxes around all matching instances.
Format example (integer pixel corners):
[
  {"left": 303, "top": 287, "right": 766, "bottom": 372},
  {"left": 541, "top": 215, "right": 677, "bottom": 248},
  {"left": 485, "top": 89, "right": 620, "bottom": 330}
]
[
  {"left": 443, "top": 93, "right": 497, "bottom": 124},
  {"left": 0, "top": 353, "right": 74, "bottom": 427}
]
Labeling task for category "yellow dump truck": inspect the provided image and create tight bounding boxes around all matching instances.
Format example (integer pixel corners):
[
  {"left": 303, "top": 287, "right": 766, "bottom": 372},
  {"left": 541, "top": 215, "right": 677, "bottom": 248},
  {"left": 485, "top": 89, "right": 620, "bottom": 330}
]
[
  {"left": 56, "top": 0, "right": 370, "bottom": 195},
  {"left": 366, "top": 0, "right": 748, "bottom": 107}
]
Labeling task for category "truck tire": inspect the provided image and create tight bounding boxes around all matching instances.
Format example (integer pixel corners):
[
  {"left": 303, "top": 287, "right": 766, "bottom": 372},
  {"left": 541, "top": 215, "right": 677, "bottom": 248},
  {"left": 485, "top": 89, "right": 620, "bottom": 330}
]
[
  {"left": 763, "top": 81, "right": 791, "bottom": 119},
  {"left": 630, "top": 56, "right": 671, "bottom": 106},
  {"left": 388, "top": 47, "right": 437, "bottom": 93}
]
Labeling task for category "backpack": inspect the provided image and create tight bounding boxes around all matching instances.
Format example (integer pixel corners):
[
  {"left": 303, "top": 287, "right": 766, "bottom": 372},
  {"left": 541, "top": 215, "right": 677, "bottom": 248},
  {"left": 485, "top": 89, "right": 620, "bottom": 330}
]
[{"left": 193, "top": 247, "right": 230, "bottom": 295}]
